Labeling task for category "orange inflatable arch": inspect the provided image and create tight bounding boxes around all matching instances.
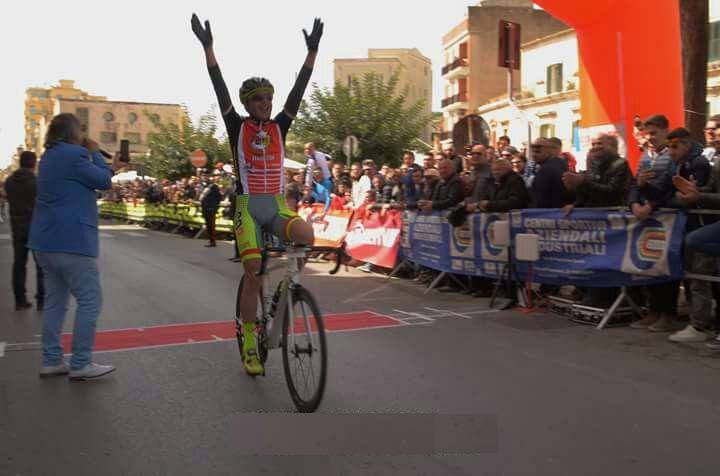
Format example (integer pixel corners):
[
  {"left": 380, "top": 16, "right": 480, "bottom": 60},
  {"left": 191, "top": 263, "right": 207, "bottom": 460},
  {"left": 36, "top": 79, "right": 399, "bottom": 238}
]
[{"left": 534, "top": 0, "right": 684, "bottom": 170}]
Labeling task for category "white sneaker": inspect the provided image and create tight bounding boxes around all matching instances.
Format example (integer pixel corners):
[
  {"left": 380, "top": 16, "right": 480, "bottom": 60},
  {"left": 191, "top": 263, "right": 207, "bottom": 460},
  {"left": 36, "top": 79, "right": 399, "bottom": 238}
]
[
  {"left": 39, "top": 361, "right": 69, "bottom": 377},
  {"left": 69, "top": 362, "right": 116, "bottom": 381},
  {"left": 668, "top": 325, "right": 710, "bottom": 343},
  {"left": 707, "top": 335, "right": 720, "bottom": 351}
]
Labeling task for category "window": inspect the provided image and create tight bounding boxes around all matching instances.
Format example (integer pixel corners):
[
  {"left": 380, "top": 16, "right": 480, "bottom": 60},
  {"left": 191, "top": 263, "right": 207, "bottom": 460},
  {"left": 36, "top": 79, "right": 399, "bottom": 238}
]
[
  {"left": 710, "top": 21, "right": 720, "bottom": 62},
  {"left": 100, "top": 131, "right": 117, "bottom": 143},
  {"left": 539, "top": 124, "right": 555, "bottom": 138},
  {"left": 546, "top": 63, "right": 563, "bottom": 95},
  {"left": 103, "top": 111, "right": 115, "bottom": 122},
  {"left": 76, "top": 107, "right": 89, "bottom": 133},
  {"left": 459, "top": 42, "right": 468, "bottom": 59},
  {"left": 125, "top": 132, "right": 141, "bottom": 145},
  {"left": 572, "top": 120, "right": 581, "bottom": 151},
  {"left": 128, "top": 112, "right": 138, "bottom": 124},
  {"left": 149, "top": 113, "right": 160, "bottom": 123}
]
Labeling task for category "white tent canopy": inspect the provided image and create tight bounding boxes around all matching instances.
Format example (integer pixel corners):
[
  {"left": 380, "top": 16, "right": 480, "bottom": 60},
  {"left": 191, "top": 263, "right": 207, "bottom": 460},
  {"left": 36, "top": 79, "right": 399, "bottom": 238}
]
[
  {"left": 283, "top": 158, "right": 305, "bottom": 170},
  {"left": 111, "top": 170, "right": 156, "bottom": 183}
]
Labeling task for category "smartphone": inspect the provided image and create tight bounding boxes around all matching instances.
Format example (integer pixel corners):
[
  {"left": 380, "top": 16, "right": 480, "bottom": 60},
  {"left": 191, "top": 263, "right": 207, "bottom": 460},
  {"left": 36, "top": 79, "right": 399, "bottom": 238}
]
[{"left": 119, "top": 140, "right": 130, "bottom": 163}]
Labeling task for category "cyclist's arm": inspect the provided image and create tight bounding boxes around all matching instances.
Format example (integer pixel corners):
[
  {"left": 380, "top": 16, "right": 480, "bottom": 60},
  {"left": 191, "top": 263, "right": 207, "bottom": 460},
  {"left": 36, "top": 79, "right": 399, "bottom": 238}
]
[
  {"left": 282, "top": 54, "right": 315, "bottom": 120},
  {"left": 206, "top": 53, "right": 242, "bottom": 133}
]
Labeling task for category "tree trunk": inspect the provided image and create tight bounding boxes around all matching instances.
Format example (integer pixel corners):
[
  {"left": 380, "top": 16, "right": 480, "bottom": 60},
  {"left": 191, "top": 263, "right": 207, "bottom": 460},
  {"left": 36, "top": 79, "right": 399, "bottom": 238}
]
[{"left": 680, "top": 0, "right": 709, "bottom": 141}]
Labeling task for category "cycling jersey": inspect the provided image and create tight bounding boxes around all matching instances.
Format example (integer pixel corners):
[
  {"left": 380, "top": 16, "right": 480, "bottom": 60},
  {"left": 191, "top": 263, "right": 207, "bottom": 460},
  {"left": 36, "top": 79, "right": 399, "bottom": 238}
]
[{"left": 237, "top": 119, "right": 285, "bottom": 194}]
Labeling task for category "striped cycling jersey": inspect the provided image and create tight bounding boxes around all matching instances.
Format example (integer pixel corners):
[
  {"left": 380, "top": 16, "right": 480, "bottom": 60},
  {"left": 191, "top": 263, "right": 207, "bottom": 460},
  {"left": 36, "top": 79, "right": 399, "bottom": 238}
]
[{"left": 237, "top": 119, "right": 285, "bottom": 194}]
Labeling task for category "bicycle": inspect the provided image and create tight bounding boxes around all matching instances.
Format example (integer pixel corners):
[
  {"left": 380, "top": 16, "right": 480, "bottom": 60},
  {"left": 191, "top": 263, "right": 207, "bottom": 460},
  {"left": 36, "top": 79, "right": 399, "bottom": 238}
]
[{"left": 234, "top": 237, "right": 343, "bottom": 412}]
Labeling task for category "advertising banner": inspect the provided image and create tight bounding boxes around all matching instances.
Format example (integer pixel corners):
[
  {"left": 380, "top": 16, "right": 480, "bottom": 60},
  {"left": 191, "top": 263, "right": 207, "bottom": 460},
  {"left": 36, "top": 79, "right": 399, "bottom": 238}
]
[
  {"left": 298, "top": 204, "right": 353, "bottom": 249},
  {"left": 511, "top": 208, "right": 687, "bottom": 286},
  {"left": 345, "top": 209, "right": 402, "bottom": 268}
]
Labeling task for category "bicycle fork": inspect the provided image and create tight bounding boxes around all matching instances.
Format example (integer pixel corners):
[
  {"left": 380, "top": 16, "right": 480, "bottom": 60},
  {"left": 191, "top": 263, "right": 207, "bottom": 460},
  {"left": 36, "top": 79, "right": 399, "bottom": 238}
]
[{"left": 285, "top": 249, "right": 316, "bottom": 357}]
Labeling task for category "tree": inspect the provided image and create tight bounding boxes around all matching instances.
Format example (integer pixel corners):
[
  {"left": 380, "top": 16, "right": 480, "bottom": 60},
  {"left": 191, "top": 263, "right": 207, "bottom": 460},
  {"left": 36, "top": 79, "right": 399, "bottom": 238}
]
[
  {"left": 292, "top": 71, "right": 432, "bottom": 167},
  {"left": 680, "top": 0, "right": 709, "bottom": 141},
  {"left": 138, "top": 110, "right": 232, "bottom": 180}
]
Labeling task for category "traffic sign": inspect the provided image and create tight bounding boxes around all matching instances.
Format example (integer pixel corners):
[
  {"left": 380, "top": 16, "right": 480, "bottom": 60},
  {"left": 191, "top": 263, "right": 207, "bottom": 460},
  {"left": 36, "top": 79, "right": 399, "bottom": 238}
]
[{"left": 342, "top": 135, "right": 359, "bottom": 161}]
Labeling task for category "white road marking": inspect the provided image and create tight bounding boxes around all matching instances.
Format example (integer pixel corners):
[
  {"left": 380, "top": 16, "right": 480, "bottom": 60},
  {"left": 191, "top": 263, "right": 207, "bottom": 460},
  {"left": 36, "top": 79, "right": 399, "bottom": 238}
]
[
  {"left": 424, "top": 307, "right": 472, "bottom": 319},
  {"left": 342, "top": 283, "right": 392, "bottom": 303},
  {"left": 0, "top": 341, "right": 5, "bottom": 357}
]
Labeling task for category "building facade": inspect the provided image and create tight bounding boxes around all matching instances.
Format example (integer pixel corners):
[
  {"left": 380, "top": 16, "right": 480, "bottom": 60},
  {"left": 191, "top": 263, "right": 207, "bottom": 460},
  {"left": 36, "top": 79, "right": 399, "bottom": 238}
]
[
  {"left": 24, "top": 80, "right": 183, "bottom": 159},
  {"left": 334, "top": 48, "right": 433, "bottom": 142},
  {"left": 479, "top": 7, "right": 720, "bottom": 172},
  {"left": 441, "top": 0, "right": 567, "bottom": 138}
]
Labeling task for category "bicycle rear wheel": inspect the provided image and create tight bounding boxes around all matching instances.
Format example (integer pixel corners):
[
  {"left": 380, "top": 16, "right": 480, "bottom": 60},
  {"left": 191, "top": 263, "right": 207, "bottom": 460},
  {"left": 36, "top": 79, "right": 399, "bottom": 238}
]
[
  {"left": 281, "top": 285, "right": 327, "bottom": 412},
  {"left": 235, "top": 276, "right": 268, "bottom": 364}
]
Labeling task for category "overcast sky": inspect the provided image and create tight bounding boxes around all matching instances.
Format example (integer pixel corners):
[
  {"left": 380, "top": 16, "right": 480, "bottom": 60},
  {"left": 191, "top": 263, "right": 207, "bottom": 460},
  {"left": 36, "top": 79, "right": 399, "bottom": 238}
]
[{"left": 0, "top": 0, "right": 487, "bottom": 166}]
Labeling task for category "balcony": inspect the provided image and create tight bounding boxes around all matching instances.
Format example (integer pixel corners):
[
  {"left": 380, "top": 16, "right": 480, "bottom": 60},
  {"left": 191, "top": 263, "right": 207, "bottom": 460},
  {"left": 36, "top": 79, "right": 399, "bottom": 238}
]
[
  {"left": 441, "top": 92, "right": 468, "bottom": 110},
  {"left": 442, "top": 57, "right": 469, "bottom": 79}
]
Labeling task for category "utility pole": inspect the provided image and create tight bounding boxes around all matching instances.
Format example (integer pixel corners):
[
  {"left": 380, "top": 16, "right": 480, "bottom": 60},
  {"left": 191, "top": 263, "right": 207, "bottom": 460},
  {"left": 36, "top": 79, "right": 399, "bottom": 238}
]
[{"left": 680, "top": 0, "right": 709, "bottom": 141}]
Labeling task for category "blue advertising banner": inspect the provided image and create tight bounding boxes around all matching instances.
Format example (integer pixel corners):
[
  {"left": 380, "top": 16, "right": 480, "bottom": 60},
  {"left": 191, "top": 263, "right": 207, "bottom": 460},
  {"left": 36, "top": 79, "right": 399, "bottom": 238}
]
[
  {"left": 510, "top": 208, "right": 687, "bottom": 287},
  {"left": 402, "top": 208, "right": 687, "bottom": 287},
  {"left": 401, "top": 211, "right": 508, "bottom": 278}
]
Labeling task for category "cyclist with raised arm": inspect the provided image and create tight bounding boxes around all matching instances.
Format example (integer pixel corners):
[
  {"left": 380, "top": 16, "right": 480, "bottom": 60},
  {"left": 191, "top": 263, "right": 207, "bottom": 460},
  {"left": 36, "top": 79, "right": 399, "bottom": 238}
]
[{"left": 191, "top": 13, "right": 323, "bottom": 376}]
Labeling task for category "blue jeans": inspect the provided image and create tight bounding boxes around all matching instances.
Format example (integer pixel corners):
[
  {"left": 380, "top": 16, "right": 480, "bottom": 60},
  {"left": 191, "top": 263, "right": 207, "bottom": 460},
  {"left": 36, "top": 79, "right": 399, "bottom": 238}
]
[
  {"left": 686, "top": 221, "right": 720, "bottom": 257},
  {"left": 34, "top": 252, "right": 102, "bottom": 370}
]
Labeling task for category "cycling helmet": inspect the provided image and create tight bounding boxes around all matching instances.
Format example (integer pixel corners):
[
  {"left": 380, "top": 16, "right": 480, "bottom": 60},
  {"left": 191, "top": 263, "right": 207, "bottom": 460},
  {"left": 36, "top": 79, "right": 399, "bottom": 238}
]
[{"left": 240, "top": 77, "right": 274, "bottom": 103}]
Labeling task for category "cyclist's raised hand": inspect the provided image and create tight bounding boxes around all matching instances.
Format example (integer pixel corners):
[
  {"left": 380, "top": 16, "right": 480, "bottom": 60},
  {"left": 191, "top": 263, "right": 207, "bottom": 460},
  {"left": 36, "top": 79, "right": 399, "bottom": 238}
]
[
  {"left": 303, "top": 18, "right": 324, "bottom": 52},
  {"left": 191, "top": 13, "right": 213, "bottom": 49}
]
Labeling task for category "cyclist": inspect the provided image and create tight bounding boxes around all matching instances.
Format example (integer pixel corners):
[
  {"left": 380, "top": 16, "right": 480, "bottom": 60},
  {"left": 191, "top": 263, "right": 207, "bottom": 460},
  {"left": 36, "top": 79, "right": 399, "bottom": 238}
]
[{"left": 191, "top": 13, "right": 323, "bottom": 376}]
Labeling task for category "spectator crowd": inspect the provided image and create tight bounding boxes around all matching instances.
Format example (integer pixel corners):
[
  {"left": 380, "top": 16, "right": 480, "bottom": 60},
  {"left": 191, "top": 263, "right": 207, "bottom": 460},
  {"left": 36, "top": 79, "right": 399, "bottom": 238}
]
[{"left": 87, "top": 123, "right": 720, "bottom": 350}]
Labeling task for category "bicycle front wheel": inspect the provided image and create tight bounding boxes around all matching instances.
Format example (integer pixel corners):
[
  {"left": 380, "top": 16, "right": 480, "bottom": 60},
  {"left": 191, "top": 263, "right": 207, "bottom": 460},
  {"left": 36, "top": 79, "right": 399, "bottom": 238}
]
[{"left": 281, "top": 286, "right": 327, "bottom": 413}]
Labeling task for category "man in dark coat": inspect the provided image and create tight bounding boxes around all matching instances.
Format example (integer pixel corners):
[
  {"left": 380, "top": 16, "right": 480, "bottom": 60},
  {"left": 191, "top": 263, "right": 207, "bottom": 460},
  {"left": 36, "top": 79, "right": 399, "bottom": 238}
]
[
  {"left": 477, "top": 159, "right": 530, "bottom": 213},
  {"left": 4, "top": 151, "right": 44, "bottom": 310},
  {"left": 562, "top": 133, "right": 631, "bottom": 307},
  {"left": 418, "top": 159, "right": 464, "bottom": 212},
  {"left": 200, "top": 177, "right": 223, "bottom": 247},
  {"left": 530, "top": 138, "right": 571, "bottom": 208}
]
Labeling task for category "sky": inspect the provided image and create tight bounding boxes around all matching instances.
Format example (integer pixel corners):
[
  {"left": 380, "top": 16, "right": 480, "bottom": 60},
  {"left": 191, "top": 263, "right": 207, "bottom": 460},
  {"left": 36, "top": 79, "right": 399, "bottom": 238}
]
[{"left": 0, "top": 0, "right": 484, "bottom": 167}]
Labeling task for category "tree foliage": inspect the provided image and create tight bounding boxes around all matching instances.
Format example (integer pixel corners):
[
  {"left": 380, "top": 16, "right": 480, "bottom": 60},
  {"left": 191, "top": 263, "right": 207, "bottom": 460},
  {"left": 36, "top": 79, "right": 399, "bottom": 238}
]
[
  {"left": 138, "top": 110, "right": 232, "bottom": 180},
  {"left": 292, "top": 71, "right": 432, "bottom": 167}
]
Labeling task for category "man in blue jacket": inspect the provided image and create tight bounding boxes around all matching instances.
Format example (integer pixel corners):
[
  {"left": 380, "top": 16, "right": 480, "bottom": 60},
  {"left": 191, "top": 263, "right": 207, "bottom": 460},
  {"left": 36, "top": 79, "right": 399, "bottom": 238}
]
[{"left": 28, "top": 113, "right": 120, "bottom": 380}]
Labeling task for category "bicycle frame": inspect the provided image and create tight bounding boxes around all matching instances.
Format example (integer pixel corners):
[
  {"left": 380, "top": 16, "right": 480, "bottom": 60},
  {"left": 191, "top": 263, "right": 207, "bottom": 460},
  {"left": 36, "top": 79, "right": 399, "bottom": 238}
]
[{"left": 262, "top": 246, "right": 308, "bottom": 350}]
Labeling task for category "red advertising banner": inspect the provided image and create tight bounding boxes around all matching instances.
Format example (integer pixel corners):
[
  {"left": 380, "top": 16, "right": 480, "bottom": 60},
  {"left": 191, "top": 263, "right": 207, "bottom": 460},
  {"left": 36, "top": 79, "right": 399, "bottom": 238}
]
[
  {"left": 298, "top": 204, "right": 353, "bottom": 249},
  {"left": 345, "top": 208, "right": 402, "bottom": 269}
]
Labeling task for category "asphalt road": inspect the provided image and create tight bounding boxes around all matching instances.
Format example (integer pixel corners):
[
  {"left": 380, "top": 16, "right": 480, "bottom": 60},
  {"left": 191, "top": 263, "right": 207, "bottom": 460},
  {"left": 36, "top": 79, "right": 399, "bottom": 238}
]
[{"left": 1, "top": 218, "right": 719, "bottom": 476}]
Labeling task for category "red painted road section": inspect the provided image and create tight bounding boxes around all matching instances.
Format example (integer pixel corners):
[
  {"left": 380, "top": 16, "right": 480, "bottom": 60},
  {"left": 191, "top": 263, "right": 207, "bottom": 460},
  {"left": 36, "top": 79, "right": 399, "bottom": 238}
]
[{"left": 60, "top": 311, "right": 400, "bottom": 353}]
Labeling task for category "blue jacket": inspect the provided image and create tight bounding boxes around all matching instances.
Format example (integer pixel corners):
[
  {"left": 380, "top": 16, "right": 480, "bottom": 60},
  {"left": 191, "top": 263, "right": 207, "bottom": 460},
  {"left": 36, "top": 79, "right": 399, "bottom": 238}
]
[
  {"left": 531, "top": 157, "right": 570, "bottom": 208},
  {"left": 629, "top": 142, "right": 711, "bottom": 209},
  {"left": 28, "top": 142, "right": 113, "bottom": 258},
  {"left": 311, "top": 180, "right": 331, "bottom": 213}
]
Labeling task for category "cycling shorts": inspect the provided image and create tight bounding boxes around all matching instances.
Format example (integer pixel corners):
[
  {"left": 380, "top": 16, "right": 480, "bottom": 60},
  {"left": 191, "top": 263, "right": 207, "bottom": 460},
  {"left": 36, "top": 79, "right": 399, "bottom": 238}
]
[{"left": 234, "top": 194, "right": 302, "bottom": 262}]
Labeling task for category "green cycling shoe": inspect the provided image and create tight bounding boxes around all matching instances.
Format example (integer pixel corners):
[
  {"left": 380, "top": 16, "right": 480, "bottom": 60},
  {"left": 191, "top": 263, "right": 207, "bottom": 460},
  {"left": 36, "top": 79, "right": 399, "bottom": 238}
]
[{"left": 242, "top": 323, "right": 265, "bottom": 376}]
